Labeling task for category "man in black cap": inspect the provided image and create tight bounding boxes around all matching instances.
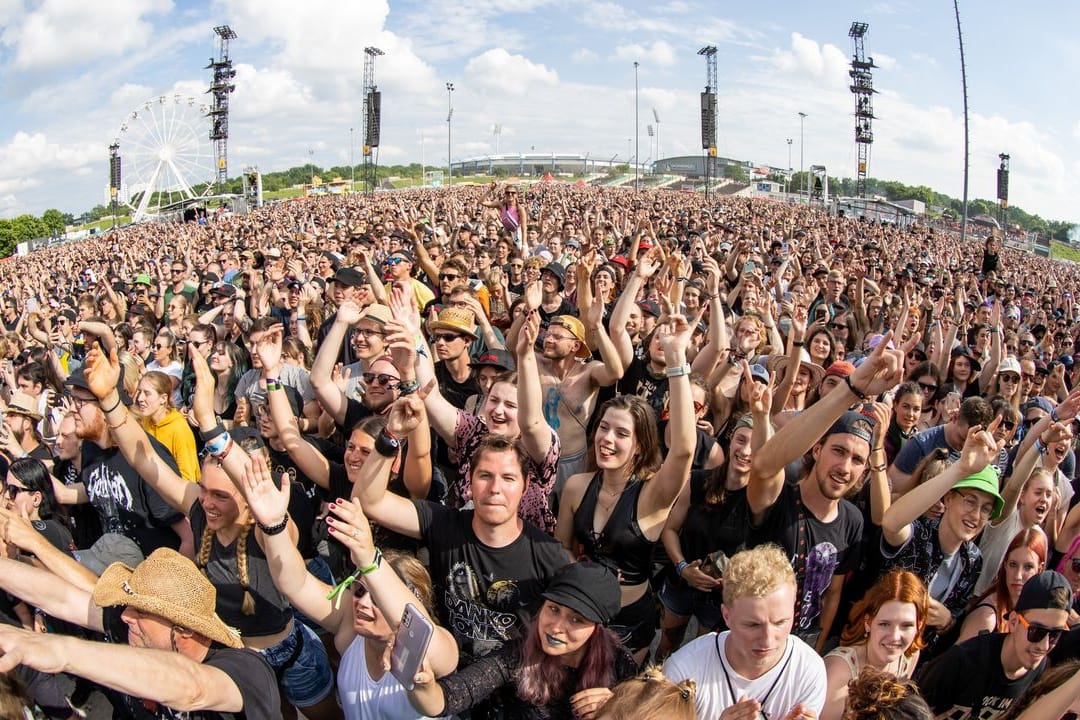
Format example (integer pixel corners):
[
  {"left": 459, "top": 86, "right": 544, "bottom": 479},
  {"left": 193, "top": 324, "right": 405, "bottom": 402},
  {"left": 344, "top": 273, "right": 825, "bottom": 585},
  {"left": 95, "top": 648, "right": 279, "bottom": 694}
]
[
  {"left": 536, "top": 262, "right": 574, "bottom": 327},
  {"left": 746, "top": 340, "right": 906, "bottom": 650},
  {"left": 917, "top": 570, "right": 1072, "bottom": 720},
  {"left": 316, "top": 266, "right": 367, "bottom": 366}
]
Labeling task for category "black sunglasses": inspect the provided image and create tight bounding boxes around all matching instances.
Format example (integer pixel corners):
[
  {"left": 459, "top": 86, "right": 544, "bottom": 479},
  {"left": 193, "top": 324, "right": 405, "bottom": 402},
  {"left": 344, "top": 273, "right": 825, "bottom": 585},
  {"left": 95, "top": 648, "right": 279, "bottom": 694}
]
[
  {"left": 4, "top": 484, "right": 31, "bottom": 500},
  {"left": 361, "top": 373, "right": 400, "bottom": 388},
  {"left": 1017, "top": 613, "right": 1064, "bottom": 645},
  {"left": 918, "top": 381, "right": 938, "bottom": 393}
]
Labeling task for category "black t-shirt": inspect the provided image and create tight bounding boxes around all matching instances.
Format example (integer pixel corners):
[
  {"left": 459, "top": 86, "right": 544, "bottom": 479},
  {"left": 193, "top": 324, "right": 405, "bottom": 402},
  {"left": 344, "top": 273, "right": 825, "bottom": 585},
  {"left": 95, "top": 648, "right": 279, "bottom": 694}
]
[
  {"left": 750, "top": 482, "right": 863, "bottom": 635},
  {"left": 101, "top": 606, "right": 281, "bottom": 719},
  {"left": 613, "top": 356, "right": 669, "bottom": 422},
  {"left": 916, "top": 632, "right": 1043, "bottom": 720},
  {"left": 54, "top": 457, "right": 103, "bottom": 550},
  {"left": 264, "top": 447, "right": 319, "bottom": 559},
  {"left": 415, "top": 500, "right": 569, "bottom": 660},
  {"left": 434, "top": 360, "right": 480, "bottom": 410},
  {"left": 537, "top": 298, "right": 576, "bottom": 328},
  {"left": 80, "top": 438, "right": 185, "bottom": 555}
]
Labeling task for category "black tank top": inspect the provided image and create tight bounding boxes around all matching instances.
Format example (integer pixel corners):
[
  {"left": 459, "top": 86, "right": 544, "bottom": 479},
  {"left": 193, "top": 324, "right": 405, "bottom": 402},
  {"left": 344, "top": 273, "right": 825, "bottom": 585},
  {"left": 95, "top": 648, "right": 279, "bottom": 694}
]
[
  {"left": 678, "top": 470, "right": 750, "bottom": 566},
  {"left": 572, "top": 473, "right": 654, "bottom": 586}
]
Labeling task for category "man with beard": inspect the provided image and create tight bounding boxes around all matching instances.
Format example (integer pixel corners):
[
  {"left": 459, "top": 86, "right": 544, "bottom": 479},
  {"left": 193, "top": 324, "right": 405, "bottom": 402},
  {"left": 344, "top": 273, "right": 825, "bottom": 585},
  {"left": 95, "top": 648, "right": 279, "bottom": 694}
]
[
  {"left": 51, "top": 368, "right": 193, "bottom": 560},
  {"left": 746, "top": 337, "right": 907, "bottom": 651},
  {"left": 2, "top": 392, "right": 52, "bottom": 464},
  {"left": 917, "top": 571, "right": 1071, "bottom": 720}
]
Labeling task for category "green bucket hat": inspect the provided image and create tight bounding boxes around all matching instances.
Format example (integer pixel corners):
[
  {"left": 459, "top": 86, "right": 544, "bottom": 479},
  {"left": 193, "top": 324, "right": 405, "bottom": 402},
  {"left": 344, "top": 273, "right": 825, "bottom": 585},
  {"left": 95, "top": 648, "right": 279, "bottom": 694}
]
[{"left": 951, "top": 465, "right": 1004, "bottom": 520}]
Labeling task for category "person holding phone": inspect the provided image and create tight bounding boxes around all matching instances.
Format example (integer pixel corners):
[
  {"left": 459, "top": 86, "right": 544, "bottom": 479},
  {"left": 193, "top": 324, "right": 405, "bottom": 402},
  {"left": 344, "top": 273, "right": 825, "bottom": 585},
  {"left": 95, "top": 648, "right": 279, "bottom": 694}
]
[
  {"left": 406, "top": 562, "right": 637, "bottom": 720},
  {"left": 241, "top": 460, "right": 458, "bottom": 720}
]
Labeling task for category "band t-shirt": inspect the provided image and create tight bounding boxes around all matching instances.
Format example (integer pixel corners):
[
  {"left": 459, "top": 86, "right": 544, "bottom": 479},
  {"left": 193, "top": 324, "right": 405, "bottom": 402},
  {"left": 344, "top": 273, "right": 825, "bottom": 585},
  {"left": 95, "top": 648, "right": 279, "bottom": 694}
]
[
  {"left": 101, "top": 606, "right": 282, "bottom": 719},
  {"left": 917, "top": 632, "right": 1044, "bottom": 720},
  {"left": 80, "top": 437, "right": 184, "bottom": 554},
  {"left": 750, "top": 482, "right": 863, "bottom": 635},
  {"left": 414, "top": 500, "right": 568, "bottom": 661}
]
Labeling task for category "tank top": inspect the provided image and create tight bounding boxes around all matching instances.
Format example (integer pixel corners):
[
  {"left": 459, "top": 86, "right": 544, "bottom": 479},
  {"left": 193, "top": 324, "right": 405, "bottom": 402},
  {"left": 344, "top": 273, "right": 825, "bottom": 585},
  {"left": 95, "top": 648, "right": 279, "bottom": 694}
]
[
  {"left": 338, "top": 636, "right": 432, "bottom": 720},
  {"left": 572, "top": 473, "right": 653, "bottom": 586},
  {"left": 825, "top": 645, "right": 916, "bottom": 680}
]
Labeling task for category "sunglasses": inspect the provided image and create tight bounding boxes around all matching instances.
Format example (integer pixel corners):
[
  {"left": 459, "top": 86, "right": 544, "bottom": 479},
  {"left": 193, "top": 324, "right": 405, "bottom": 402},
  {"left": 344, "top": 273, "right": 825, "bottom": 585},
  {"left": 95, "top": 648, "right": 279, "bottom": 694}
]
[
  {"left": 918, "top": 381, "right": 938, "bottom": 393},
  {"left": 1000, "top": 420, "right": 1017, "bottom": 431},
  {"left": 829, "top": 323, "right": 847, "bottom": 331},
  {"left": 361, "top": 373, "right": 400, "bottom": 388},
  {"left": 383, "top": 257, "right": 407, "bottom": 266},
  {"left": 4, "top": 484, "right": 31, "bottom": 500},
  {"left": 439, "top": 273, "right": 460, "bottom": 282},
  {"left": 431, "top": 333, "right": 463, "bottom": 343},
  {"left": 1020, "top": 339, "right": 1036, "bottom": 346},
  {"left": 1015, "top": 613, "right": 1064, "bottom": 646}
]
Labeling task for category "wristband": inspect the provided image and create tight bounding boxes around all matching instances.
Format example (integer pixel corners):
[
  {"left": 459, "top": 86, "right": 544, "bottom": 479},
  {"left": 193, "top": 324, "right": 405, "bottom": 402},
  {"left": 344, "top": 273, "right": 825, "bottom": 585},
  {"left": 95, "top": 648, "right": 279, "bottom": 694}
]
[
  {"left": 211, "top": 438, "right": 234, "bottom": 461},
  {"left": 265, "top": 379, "right": 282, "bottom": 392},
  {"left": 675, "top": 560, "right": 689, "bottom": 578},
  {"left": 200, "top": 422, "right": 227, "bottom": 443},
  {"left": 257, "top": 515, "right": 289, "bottom": 536},
  {"left": 101, "top": 396, "right": 122, "bottom": 415},
  {"left": 844, "top": 374, "right": 868, "bottom": 400},
  {"left": 1051, "top": 407, "right": 1061, "bottom": 423},
  {"left": 792, "top": 341, "right": 804, "bottom": 347},
  {"left": 1035, "top": 438, "right": 1048, "bottom": 455},
  {"left": 397, "top": 379, "right": 420, "bottom": 396},
  {"left": 374, "top": 429, "right": 400, "bottom": 457},
  {"left": 296, "top": 317, "right": 307, "bottom": 322},
  {"left": 205, "top": 432, "right": 231, "bottom": 456},
  {"left": 358, "top": 548, "right": 383, "bottom": 575},
  {"left": 870, "top": 463, "right": 887, "bottom": 473},
  {"left": 664, "top": 363, "right": 692, "bottom": 379}
]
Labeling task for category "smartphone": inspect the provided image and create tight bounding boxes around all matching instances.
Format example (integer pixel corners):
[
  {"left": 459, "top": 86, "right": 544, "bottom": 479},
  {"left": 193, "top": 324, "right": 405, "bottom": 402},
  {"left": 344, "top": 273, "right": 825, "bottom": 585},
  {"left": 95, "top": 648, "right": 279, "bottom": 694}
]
[{"left": 390, "top": 604, "right": 434, "bottom": 692}]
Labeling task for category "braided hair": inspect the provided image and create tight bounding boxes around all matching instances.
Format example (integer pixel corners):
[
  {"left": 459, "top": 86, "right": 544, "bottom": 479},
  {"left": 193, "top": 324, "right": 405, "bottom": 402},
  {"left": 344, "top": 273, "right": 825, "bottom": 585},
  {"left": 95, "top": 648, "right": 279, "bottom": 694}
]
[{"left": 195, "top": 515, "right": 257, "bottom": 616}]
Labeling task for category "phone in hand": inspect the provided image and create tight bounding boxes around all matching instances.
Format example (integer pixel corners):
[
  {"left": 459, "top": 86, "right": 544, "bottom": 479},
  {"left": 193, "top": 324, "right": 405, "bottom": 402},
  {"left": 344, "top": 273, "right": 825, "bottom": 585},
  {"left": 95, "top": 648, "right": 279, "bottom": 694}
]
[{"left": 390, "top": 603, "right": 434, "bottom": 692}]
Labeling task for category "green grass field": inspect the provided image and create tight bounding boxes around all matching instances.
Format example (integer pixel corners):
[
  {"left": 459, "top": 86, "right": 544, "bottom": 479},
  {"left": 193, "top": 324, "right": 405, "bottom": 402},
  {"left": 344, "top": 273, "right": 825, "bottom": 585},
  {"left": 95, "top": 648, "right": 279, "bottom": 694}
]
[{"left": 1051, "top": 241, "right": 1080, "bottom": 263}]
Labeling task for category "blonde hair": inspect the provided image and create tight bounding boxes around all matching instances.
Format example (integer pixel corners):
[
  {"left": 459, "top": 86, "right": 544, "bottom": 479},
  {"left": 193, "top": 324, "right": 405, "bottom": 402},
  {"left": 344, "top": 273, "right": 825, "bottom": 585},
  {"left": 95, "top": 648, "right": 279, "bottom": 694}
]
[
  {"left": 595, "top": 666, "right": 696, "bottom": 720},
  {"left": 196, "top": 515, "right": 256, "bottom": 616},
  {"left": 722, "top": 544, "right": 796, "bottom": 606}
]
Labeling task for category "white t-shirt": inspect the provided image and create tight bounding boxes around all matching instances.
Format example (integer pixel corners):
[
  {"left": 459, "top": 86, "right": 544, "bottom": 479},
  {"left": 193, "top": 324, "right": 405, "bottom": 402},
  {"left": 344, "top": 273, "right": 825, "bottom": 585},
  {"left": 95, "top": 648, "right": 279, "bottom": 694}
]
[
  {"left": 338, "top": 636, "right": 433, "bottom": 720},
  {"left": 664, "top": 631, "right": 827, "bottom": 720}
]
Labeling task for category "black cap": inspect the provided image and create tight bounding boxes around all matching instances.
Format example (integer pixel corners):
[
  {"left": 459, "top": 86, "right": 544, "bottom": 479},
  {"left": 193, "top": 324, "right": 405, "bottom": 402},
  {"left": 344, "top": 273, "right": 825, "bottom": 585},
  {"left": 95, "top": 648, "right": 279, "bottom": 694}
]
[
  {"left": 333, "top": 267, "right": 366, "bottom": 288},
  {"left": 65, "top": 365, "right": 132, "bottom": 407},
  {"left": 1015, "top": 571, "right": 1072, "bottom": 612},
  {"left": 469, "top": 349, "right": 516, "bottom": 372},
  {"left": 202, "top": 272, "right": 221, "bottom": 284},
  {"left": 541, "top": 562, "right": 621, "bottom": 625},
  {"left": 211, "top": 282, "right": 237, "bottom": 298},
  {"left": 824, "top": 410, "right": 875, "bottom": 444},
  {"left": 638, "top": 300, "right": 660, "bottom": 318}
]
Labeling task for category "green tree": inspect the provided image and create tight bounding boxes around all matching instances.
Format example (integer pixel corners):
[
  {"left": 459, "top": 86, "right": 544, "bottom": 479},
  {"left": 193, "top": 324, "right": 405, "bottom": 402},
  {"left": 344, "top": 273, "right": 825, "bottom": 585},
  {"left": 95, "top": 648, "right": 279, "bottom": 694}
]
[
  {"left": 41, "top": 208, "right": 66, "bottom": 235},
  {"left": 0, "top": 220, "right": 16, "bottom": 258}
]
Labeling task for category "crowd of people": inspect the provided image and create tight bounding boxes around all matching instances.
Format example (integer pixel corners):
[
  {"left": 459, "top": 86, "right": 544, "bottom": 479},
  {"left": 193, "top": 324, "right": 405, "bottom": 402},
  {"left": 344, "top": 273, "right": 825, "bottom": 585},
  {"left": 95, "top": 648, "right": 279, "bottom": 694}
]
[{"left": 0, "top": 182, "right": 1075, "bottom": 719}]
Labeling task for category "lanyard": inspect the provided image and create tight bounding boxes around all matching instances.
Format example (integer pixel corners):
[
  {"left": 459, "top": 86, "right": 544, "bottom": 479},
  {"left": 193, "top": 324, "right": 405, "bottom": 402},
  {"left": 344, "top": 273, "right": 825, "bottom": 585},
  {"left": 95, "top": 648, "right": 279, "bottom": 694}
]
[{"left": 715, "top": 633, "right": 793, "bottom": 719}]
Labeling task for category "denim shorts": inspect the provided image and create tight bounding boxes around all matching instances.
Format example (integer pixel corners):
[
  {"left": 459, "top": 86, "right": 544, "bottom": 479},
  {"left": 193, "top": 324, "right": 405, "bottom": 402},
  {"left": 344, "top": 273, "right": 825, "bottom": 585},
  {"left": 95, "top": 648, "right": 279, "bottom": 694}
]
[
  {"left": 260, "top": 620, "right": 335, "bottom": 707},
  {"left": 658, "top": 577, "right": 725, "bottom": 632}
]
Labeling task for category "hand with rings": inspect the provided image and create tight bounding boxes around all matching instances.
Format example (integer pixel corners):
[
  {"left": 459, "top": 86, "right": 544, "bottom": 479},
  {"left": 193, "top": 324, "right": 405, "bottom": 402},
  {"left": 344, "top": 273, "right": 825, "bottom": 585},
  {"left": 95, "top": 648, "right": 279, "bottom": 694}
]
[{"left": 327, "top": 497, "right": 378, "bottom": 570}]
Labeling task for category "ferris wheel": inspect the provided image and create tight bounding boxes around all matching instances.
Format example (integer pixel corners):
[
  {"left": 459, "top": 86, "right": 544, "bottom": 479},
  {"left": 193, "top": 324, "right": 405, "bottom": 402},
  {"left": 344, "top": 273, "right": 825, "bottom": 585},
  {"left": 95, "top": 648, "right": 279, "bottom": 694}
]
[{"left": 115, "top": 94, "right": 216, "bottom": 222}]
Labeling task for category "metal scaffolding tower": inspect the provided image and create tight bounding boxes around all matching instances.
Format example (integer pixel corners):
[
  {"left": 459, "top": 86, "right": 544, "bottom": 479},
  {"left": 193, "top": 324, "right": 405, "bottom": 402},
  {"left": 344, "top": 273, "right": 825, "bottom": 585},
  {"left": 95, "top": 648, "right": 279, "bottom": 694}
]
[
  {"left": 848, "top": 21, "right": 876, "bottom": 201},
  {"left": 207, "top": 25, "right": 237, "bottom": 193},
  {"left": 698, "top": 45, "right": 718, "bottom": 199},
  {"left": 362, "top": 47, "right": 384, "bottom": 194}
]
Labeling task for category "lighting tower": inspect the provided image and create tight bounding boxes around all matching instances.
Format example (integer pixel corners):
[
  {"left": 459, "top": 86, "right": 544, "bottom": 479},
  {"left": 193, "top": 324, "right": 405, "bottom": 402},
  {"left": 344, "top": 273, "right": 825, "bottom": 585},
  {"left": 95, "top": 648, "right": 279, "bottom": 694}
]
[
  {"left": 698, "top": 45, "right": 718, "bottom": 199},
  {"left": 849, "top": 21, "right": 877, "bottom": 203},
  {"left": 446, "top": 83, "right": 454, "bottom": 184},
  {"left": 652, "top": 108, "right": 661, "bottom": 161},
  {"left": 362, "top": 46, "right": 384, "bottom": 194},
  {"left": 207, "top": 25, "right": 237, "bottom": 194},
  {"left": 108, "top": 142, "right": 121, "bottom": 228},
  {"left": 997, "top": 153, "right": 1010, "bottom": 230}
]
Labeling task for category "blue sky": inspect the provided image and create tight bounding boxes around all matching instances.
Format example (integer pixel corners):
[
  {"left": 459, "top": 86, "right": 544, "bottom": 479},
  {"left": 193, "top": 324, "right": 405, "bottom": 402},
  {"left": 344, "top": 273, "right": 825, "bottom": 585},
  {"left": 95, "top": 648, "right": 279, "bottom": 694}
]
[{"left": 0, "top": 0, "right": 1077, "bottom": 225}]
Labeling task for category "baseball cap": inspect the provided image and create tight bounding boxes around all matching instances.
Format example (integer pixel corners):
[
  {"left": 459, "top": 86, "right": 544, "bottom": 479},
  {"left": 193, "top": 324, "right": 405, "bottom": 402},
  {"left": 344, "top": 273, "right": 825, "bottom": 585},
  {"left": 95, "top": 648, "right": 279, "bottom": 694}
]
[
  {"left": 469, "top": 349, "right": 516, "bottom": 372},
  {"left": 1014, "top": 570, "right": 1072, "bottom": 613},
  {"left": 824, "top": 410, "right": 876, "bottom": 444}
]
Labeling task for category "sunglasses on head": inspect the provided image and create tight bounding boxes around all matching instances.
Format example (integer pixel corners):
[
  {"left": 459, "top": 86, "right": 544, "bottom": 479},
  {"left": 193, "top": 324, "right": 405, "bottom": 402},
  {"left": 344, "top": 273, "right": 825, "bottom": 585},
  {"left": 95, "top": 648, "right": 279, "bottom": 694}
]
[
  {"left": 361, "top": 372, "right": 400, "bottom": 388},
  {"left": 1015, "top": 612, "right": 1064, "bottom": 646}
]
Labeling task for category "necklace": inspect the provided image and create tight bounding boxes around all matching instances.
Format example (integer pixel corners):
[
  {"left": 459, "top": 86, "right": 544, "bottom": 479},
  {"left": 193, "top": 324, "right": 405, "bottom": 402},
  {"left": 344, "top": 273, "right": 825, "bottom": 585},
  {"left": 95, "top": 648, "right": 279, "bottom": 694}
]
[{"left": 716, "top": 633, "right": 793, "bottom": 719}]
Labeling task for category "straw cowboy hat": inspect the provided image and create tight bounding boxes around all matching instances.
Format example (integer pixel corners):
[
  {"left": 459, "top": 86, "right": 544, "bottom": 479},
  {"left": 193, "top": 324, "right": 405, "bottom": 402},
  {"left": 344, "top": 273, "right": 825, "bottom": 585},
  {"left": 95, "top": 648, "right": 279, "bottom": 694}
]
[
  {"left": 92, "top": 548, "right": 242, "bottom": 648},
  {"left": 4, "top": 392, "right": 42, "bottom": 422},
  {"left": 428, "top": 307, "right": 479, "bottom": 340},
  {"left": 767, "top": 349, "right": 826, "bottom": 389}
]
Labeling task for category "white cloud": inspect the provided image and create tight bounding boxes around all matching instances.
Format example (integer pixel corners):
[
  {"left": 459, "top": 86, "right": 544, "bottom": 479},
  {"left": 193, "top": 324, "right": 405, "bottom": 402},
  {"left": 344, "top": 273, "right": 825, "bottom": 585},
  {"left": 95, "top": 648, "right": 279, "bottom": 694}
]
[
  {"left": 873, "top": 51, "right": 897, "bottom": 70},
  {"left": 612, "top": 41, "right": 677, "bottom": 67},
  {"left": 464, "top": 49, "right": 558, "bottom": 96},
  {"left": 769, "top": 33, "right": 850, "bottom": 88},
  {"left": 230, "top": 64, "right": 313, "bottom": 119},
  {"left": 1, "top": 0, "right": 172, "bottom": 71},
  {"left": 0, "top": 132, "right": 99, "bottom": 176}
]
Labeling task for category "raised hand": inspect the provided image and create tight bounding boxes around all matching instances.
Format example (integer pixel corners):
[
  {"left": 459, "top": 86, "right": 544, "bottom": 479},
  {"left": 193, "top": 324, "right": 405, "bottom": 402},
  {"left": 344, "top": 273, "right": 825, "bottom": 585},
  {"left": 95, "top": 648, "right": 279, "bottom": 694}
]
[
  {"left": 585, "top": 294, "right": 605, "bottom": 330},
  {"left": 383, "top": 319, "right": 418, "bottom": 376},
  {"left": 336, "top": 300, "right": 364, "bottom": 327},
  {"left": 743, "top": 361, "right": 773, "bottom": 416},
  {"left": 241, "top": 452, "right": 290, "bottom": 528},
  {"left": 253, "top": 324, "right": 284, "bottom": 377},
  {"left": 83, "top": 345, "right": 121, "bottom": 401},
  {"left": 190, "top": 342, "right": 217, "bottom": 428},
  {"left": 524, "top": 280, "right": 542, "bottom": 311},
  {"left": 326, "top": 496, "right": 378, "bottom": 570},
  {"left": 517, "top": 310, "right": 540, "bottom": 356},
  {"left": 386, "top": 395, "right": 425, "bottom": 438},
  {"left": 849, "top": 330, "right": 904, "bottom": 399},
  {"left": 958, "top": 418, "right": 1004, "bottom": 474}
]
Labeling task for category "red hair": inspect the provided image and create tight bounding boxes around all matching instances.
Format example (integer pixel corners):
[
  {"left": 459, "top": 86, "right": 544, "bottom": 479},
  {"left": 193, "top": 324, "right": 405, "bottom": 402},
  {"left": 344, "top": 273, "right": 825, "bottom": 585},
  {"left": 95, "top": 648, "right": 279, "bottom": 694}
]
[
  {"left": 840, "top": 570, "right": 929, "bottom": 655},
  {"left": 973, "top": 527, "right": 1047, "bottom": 632}
]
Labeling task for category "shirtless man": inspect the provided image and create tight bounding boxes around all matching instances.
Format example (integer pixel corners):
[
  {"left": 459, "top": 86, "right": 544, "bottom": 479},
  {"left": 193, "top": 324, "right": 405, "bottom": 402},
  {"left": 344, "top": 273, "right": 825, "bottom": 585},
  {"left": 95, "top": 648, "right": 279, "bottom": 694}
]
[{"left": 523, "top": 297, "right": 625, "bottom": 493}]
